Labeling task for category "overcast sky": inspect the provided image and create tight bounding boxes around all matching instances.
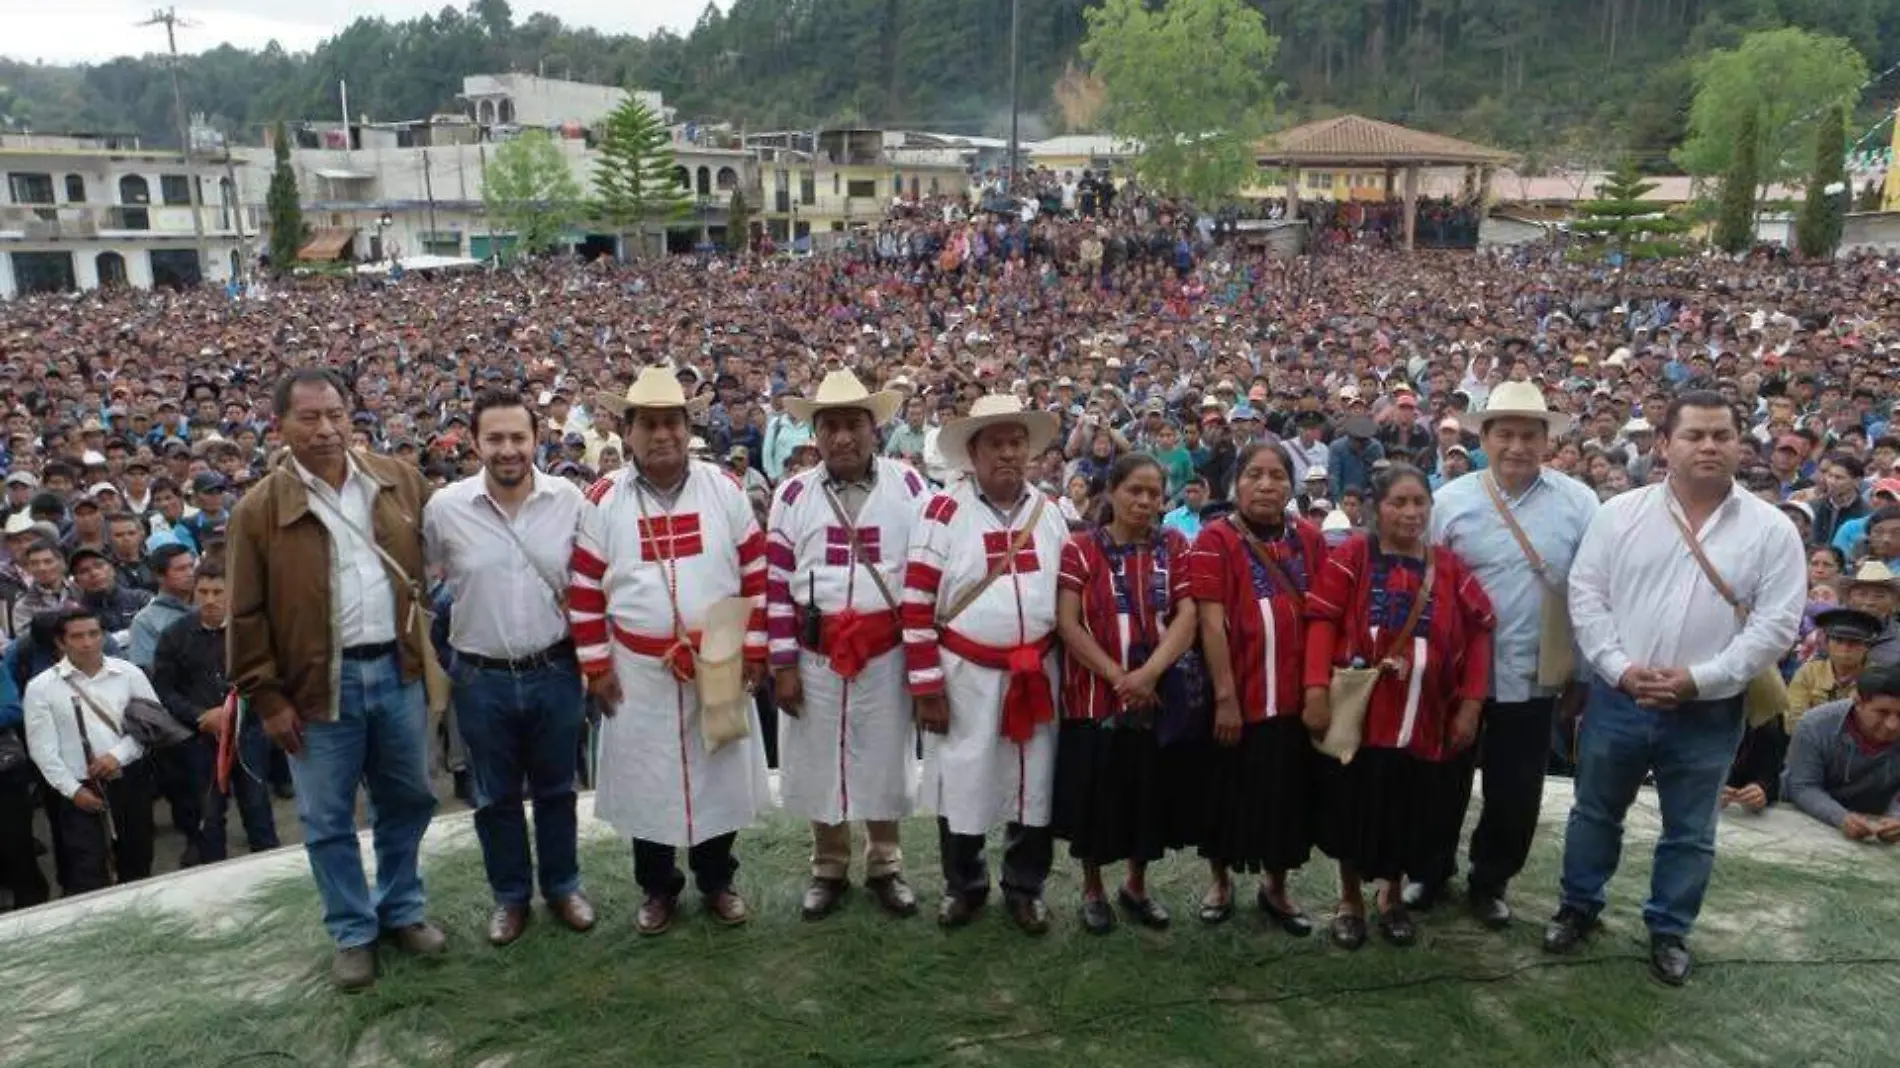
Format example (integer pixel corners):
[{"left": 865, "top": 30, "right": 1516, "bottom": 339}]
[{"left": 0, "top": 0, "right": 715, "bottom": 65}]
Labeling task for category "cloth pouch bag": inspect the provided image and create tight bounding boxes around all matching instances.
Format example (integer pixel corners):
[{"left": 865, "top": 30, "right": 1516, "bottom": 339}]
[
  {"left": 1318, "top": 665, "right": 1381, "bottom": 764},
  {"left": 696, "top": 597, "right": 756, "bottom": 752}
]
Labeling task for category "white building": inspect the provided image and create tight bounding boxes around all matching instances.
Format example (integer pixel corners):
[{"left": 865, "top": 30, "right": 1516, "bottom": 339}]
[
  {"left": 457, "top": 74, "right": 668, "bottom": 130},
  {"left": 0, "top": 132, "right": 249, "bottom": 300}
]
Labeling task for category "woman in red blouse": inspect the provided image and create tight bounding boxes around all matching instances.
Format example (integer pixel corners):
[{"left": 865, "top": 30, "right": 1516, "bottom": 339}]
[
  {"left": 1189, "top": 442, "right": 1329, "bottom": 933},
  {"left": 1304, "top": 464, "right": 1495, "bottom": 949},
  {"left": 1052, "top": 454, "right": 1200, "bottom": 934}
]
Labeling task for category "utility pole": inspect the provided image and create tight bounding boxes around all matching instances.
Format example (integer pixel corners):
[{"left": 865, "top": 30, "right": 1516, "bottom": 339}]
[
  {"left": 422, "top": 147, "right": 439, "bottom": 248},
  {"left": 223, "top": 150, "right": 248, "bottom": 283},
  {"left": 1007, "top": 0, "right": 1021, "bottom": 194},
  {"left": 140, "top": 7, "right": 210, "bottom": 281}
]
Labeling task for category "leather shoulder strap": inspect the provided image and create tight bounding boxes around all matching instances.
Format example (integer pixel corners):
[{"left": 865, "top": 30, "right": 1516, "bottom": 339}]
[
  {"left": 941, "top": 495, "right": 1046, "bottom": 626},
  {"left": 1229, "top": 516, "right": 1303, "bottom": 601},
  {"left": 1480, "top": 472, "right": 1552, "bottom": 583},
  {"left": 64, "top": 676, "right": 123, "bottom": 735},
  {"left": 1668, "top": 506, "right": 1746, "bottom": 621},
  {"left": 1379, "top": 545, "right": 1436, "bottom": 662}
]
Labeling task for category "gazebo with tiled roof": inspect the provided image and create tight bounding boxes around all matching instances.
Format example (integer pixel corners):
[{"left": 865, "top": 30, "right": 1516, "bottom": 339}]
[{"left": 1256, "top": 114, "right": 1518, "bottom": 250}]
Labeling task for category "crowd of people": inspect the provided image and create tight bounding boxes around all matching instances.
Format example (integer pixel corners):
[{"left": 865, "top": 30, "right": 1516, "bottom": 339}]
[{"left": 0, "top": 193, "right": 1897, "bottom": 998}]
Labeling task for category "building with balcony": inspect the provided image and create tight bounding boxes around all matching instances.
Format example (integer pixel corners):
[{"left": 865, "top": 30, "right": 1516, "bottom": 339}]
[
  {"left": 0, "top": 132, "right": 249, "bottom": 299},
  {"left": 750, "top": 129, "right": 972, "bottom": 248}
]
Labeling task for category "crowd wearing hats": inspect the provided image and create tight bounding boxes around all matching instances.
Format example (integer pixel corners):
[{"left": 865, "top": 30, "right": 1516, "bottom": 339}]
[{"left": 0, "top": 197, "right": 1898, "bottom": 986}]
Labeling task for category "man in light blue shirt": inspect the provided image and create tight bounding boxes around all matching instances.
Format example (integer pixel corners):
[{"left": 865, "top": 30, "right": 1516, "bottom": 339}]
[
  {"left": 1161, "top": 477, "right": 1209, "bottom": 539},
  {"left": 1409, "top": 381, "right": 1599, "bottom": 929}
]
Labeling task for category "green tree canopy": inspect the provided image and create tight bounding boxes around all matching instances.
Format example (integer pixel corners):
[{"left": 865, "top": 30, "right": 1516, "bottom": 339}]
[
  {"left": 265, "top": 120, "right": 305, "bottom": 275},
  {"left": 591, "top": 94, "right": 691, "bottom": 256},
  {"left": 481, "top": 129, "right": 584, "bottom": 259},
  {"left": 725, "top": 189, "right": 751, "bottom": 253},
  {"left": 1080, "top": 0, "right": 1279, "bottom": 204},
  {"left": 1674, "top": 27, "right": 1868, "bottom": 185},
  {"left": 1795, "top": 106, "right": 1848, "bottom": 260},
  {"left": 1713, "top": 108, "right": 1762, "bottom": 254},
  {"left": 1570, "top": 159, "right": 1692, "bottom": 260}
]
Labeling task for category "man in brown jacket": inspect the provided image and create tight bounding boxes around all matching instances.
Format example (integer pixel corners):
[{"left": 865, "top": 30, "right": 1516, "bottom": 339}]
[{"left": 227, "top": 368, "right": 444, "bottom": 991}]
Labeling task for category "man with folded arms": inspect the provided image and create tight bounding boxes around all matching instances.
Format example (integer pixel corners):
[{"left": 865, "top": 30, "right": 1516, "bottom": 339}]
[
  {"left": 425, "top": 388, "right": 594, "bottom": 946},
  {"left": 768, "top": 371, "right": 924, "bottom": 921}
]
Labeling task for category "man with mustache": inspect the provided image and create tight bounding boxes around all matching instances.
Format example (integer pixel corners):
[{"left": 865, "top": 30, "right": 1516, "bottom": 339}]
[
  {"left": 423, "top": 388, "right": 595, "bottom": 948},
  {"left": 903, "top": 394, "right": 1071, "bottom": 934},
  {"left": 568, "top": 367, "right": 771, "bottom": 937},
  {"left": 767, "top": 370, "right": 925, "bottom": 921}
]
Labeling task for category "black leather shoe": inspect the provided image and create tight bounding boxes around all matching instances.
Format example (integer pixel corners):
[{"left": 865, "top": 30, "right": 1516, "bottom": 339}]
[
  {"left": 1330, "top": 912, "right": 1368, "bottom": 951},
  {"left": 1198, "top": 885, "right": 1234, "bottom": 925},
  {"left": 1468, "top": 892, "right": 1513, "bottom": 930},
  {"left": 1117, "top": 887, "right": 1170, "bottom": 930},
  {"left": 801, "top": 877, "right": 848, "bottom": 921},
  {"left": 1542, "top": 905, "right": 1598, "bottom": 955},
  {"left": 1399, "top": 880, "right": 1442, "bottom": 911},
  {"left": 865, "top": 874, "right": 919, "bottom": 918},
  {"left": 1256, "top": 886, "right": 1314, "bottom": 937},
  {"left": 1080, "top": 896, "right": 1116, "bottom": 935},
  {"left": 937, "top": 892, "right": 984, "bottom": 929},
  {"left": 1378, "top": 907, "right": 1418, "bottom": 947},
  {"left": 1649, "top": 934, "right": 1692, "bottom": 987},
  {"left": 1006, "top": 894, "right": 1051, "bottom": 936}
]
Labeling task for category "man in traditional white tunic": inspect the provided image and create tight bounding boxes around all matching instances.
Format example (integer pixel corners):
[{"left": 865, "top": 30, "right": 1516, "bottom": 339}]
[
  {"left": 903, "top": 395, "right": 1069, "bottom": 934},
  {"left": 569, "top": 367, "right": 770, "bottom": 936},
  {"left": 769, "top": 371, "right": 926, "bottom": 921}
]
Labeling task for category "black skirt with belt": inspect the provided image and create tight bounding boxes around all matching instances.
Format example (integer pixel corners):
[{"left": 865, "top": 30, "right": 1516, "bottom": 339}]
[
  {"left": 1194, "top": 714, "right": 1315, "bottom": 874},
  {"left": 1315, "top": 745, "right": 1467, "bottom": 882}
]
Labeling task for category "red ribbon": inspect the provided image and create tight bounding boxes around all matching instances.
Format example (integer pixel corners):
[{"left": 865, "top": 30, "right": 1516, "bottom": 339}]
[
  {"left": 827, "top": 609, "right": 873, "bottom": 681},
  {"left": 663, "top": 639, "right": 697, "bottom": 682}
]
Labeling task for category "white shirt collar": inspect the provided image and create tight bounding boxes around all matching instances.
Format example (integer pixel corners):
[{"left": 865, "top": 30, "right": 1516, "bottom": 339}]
[
  {"left": 56, "top": 657, "right": 120, "bottom": 680},
  {"left": 291, "top": 453, "right": 363, "bottom": 496}
]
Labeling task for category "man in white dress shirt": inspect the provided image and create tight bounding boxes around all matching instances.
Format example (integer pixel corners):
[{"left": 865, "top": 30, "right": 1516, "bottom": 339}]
[
  {"left": 22, "top": 605, "right": 160, "bottom": 893},
  {"left": 1547, "top": 390, "right": 1805, "bottom": 987},
  {"left": 228, "top": 369, "right": 443, "bottom": 991},
  {"left": 425, "top": 389, "right": 595, "bottom": 947}
]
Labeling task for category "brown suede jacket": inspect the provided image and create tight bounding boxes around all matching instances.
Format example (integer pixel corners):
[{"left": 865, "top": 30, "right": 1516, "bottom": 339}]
[{"left": 226, "top": 449, "right": 432, "bottom": 725}]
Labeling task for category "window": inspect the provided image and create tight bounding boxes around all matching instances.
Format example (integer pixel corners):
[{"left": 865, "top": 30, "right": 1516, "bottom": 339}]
[
  {"left": 832, "top": 173, "right": 841, "bottom": 196},
  {"left": 7, "top": 173, "right": 55, "bottom": 205},
  {"left": 846, "top": 179, "right": 877, "bottom": 199},
  {"left": 160, "top": 175, "right": 191, "bottom": 205},
  {"left": 119, "top": 175, "right": 151, "bottom": 205},
  {"left": 420, "top": 232, "right": 462, "bottom": 256},
  {"left": 800, "top": 172, "right": 815, "bottom": 205},
  {"left": 64, "top": 175, "right": 86, "bottom": 203}
]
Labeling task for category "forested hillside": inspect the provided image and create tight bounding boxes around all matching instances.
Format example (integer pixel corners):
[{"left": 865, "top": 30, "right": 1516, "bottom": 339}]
[{"left": 2, "top": 0, "right": 1896, "bottom": 165}]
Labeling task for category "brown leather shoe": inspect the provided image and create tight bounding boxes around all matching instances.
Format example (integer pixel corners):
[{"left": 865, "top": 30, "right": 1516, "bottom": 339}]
[
  {"left": 1006, "top": 894, "right": 1051, "bottom": 936},
  {"left": 487, "top": 906, "right": 530, "bottom": 947},
  {"left": 801, "top": 877, "right": 848, "bottom": 921},
  {"left": 384, "top": 921, "right": 448, "bottom": 956},
  {"left": 936, "top": 892, "right": 983, "bottom": 929},
  {"left": 866, "top": 873, "right": 919, "bottom": 918},
  {"left": 332, "top": 946, "right": 377, "bottom": 991},
  {"left": 705, "top": 889, "right": 749, "bottom": 927},
  {"left": 636, "top": 893, "right": 677, "bottom": 936},
  {"left": 547, "top": 892, "right": 597, "bottom": 933}
]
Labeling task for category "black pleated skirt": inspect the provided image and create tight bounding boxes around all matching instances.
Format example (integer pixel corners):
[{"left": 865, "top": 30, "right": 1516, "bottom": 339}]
[
  {"left": 1193, "top": 715, "right": 1315, "bottom": 874},
  {"left": 1051, "top": 719, "right": 1197, "bottom": 863},
  {"left": 1315, "top": 745, "right": 1467, "bottom": 882}
]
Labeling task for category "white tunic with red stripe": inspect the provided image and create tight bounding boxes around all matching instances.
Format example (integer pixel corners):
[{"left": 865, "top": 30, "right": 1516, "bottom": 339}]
[
  {"left": 568, "top": 461, "right": 770, "bottom": 848},
  {"left": 767, "top": 458, "right": 927, "bottom": 826},
  {"left": 901, "top": 481, "right": 1067, "bottom": 835}
]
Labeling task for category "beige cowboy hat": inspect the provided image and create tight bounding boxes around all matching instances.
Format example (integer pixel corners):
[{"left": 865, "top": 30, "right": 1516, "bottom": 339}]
[
  {"left": 936, "top": 394, "right": 1059, "bottom": 471},
  {"left": 594, "top": 366, "right": 711, "bottom": 420},
  {"left": 781, "top": 369, "right": 902, "bottom": 425},
  {"left": 1847, "top": 561, "right": 1898, "bottom": 589},
  {"left": 1460, "top": 380, "right": 1572, "bottom": 436}
]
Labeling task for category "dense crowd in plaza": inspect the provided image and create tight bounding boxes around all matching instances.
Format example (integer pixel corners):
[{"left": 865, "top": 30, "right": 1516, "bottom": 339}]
[{"left": 0, "top": 180, "right": 1897, "bottom": 996}]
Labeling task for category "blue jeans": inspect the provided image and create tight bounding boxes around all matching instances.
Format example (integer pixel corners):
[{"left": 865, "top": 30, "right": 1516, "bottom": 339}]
[
  {"left": 1558, "top": 682, "right": 1746, "bottom": 938},
  {"left": 452, "top": 654, "right": 586, "bottom": 907},
  {"left": 199, "top": 715, "right": 280, "bottom": 862},
  {"left": 289, "top": 652, "right": 438, "bottom": 949}
]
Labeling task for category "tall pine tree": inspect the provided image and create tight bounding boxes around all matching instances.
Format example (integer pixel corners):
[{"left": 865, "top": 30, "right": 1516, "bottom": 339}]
[
  {"left": 265, "top": 120, "right": 306, "bottom": 274},
  {"left": 592, "top": 95, "right": 690, "bottom": 258},
  {"left": 1795, "top": 106, "right": 1847, "bottom": 260},
  {"left": 1713, "top": 108, "right": 1761, "bottom": 254},
  {"left": 725, "top": 189, "right": 751, "bottom": 253},
  {"left": 1571, "top": 159, "right": 1691, "bottom": 261}
]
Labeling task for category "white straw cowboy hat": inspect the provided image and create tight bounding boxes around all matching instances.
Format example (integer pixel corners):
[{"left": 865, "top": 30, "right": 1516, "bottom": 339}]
[
  {"left": 781, "top": 369, "right": 902, "bottom": 425},
  {"left": 936, "top": 394, "right": 1059, "bottom": 471},
  {"left": 595, "top": 366, "right": 711, "bottom": 419},
  {"left": 1460, "top": 380, "right": 1572, "bottom": 437}
]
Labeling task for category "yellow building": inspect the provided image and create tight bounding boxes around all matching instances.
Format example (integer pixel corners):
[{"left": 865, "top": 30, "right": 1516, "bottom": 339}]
[{"left": 750, "top": 129, "right": 969, "bottom": 248}]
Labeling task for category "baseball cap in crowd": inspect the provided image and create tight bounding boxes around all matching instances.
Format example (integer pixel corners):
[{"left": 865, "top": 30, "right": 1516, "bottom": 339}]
[
  {"left": 3, "top": 512, "right": 38, "bottom": 537},
  {"left": 1342, "top": 416, "right": 1378, "bottom": 440},
  {"left": 1779, "top": 500, "right": 1815, "bottom": 526},
  {"left": 1228, "top": 405, "right": 1261, "bottom": 424},
  {"left": 1304, "top": 466, "right": 1329, "bottom": 483},
  {"left": 4, "top": 471, "right": 38, "bottom": 490},
  {"left": 1437, "top": 417, "right": 1461, "bottom": 432},
  {"left": 728, "top": 445, "right": 748, "bottom": 461},
  {"left": 68, "top": 545, "right": 111, "bottom": 569},
  {"left": 1872, "top": 478, "right": 1900, "bottom": 501},
  {"left": 191, "top": 471, "right": 230, "bottom": 496}
]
